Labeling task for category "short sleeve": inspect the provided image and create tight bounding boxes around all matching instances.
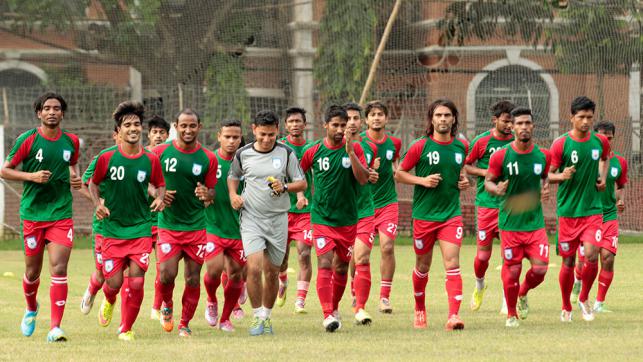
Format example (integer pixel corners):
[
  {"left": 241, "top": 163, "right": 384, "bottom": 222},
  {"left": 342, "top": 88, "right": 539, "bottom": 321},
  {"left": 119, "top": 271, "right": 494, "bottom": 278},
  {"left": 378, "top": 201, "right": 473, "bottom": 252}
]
[
  {"left": 286, "top": 149, "right": 305, "bottom": 182},
  {"left": 596, "top": 133, "right": 611, "bottom": 160},
  {"left": 300, "top": 144, "right": 319, "bottom": 173},
  {"left": 148, "top": 153, "right": 165, "bottom": 188},
  {"left": 204, "top": 149, "right": 218, "bottom": 188},
  {"left": 66, "top": 132, "right": 80, "bottom": 166},
  {"left": 399, "top": 139, "right": 425, "bottom": 171},
  {"left": 616, "top": 156, "right": 628, "bottom": 187},
  {"left": 465, "top": 136, "right": 486, "bottom": 165},
  {"left": 541, "top": 148, "right": 552, "bottom": 179},
  {"left": 91, "top": 152, "right": 110, "bottom": 185},
  {"left": 352, "top": 142, "right": 367, "bottom": 167},
  {"left": 549, "top": 136, "right": 566, "bottom": 170},
  {"left": 228, "top": 150, "right": 243, "bottom": 180},
  {"left": 82, "top": 156, "right": 98, "bottom": 185},
  {"left": 486, "top": 148, "right": 507, "bottom": 179},
  {"left": 6, "top": 132, "right": 34, "bottom": 167},
  {"left": 391, "top": 136, "right": 402, "bottom": 161}
]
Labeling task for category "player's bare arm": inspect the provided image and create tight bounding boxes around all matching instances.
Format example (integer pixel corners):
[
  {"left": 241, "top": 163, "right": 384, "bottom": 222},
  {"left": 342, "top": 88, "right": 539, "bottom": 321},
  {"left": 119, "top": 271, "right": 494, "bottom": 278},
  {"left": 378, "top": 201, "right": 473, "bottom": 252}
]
[
  {"left": 548, "top": 165, "right": 575, "bottom": 184},
  {"left": 1, "top": 161, "right": 52, "bottom": 183},
  {"left": 596, "top": 158, "right": 608, "bottom": 191},
  {"left": 88, "top": 180, "right": 110, "bottom": 220},
  {"left": 395, "top": 167, "right": 442, "bottom": 189},
  {"left": 69, "top": 164, "right": 82, "bottom": 190},
  {"left": 541, "top": 178, "right": 551, "bottom": 202},
  {"left": 228, "top": 178, "right": 244, "bottom": 210},
  {"left": 457, "top": 173, "right": 470, "bottom": 190},
  {"left": 463, "top": 164, "right": 487, "bottom": 178},
  {"left": 295, "top": 191, "right": 308, "bottom": 210},
  {"left": 484, "top": 172, "right": 508, "bottom": 196},
  {"left": 344, "top": 132, "right": 369, "bottom": 185},
  {"left": 150, "top": 185, "right": 166, "bottom": 212},
  {"left": 163, "top": 189, "right": 176, "bottom": 206},
  {"left": 194, "top": 181, "right": 215, "bottom": 203},
  {"left": 616, "top": 185, "right": 626, "bottom": 213}
]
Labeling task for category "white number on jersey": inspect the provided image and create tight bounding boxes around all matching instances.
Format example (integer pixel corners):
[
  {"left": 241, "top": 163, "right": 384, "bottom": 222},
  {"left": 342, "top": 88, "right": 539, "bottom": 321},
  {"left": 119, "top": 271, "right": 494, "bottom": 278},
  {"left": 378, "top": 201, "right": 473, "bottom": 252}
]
[
  {"left": 571, "top": 150, "right": 578, "bottom": 164},
  {"left": 164, "top": 157, "right": 177, "bottom": 172},
  {"left": 506, "top": 161, "right": 519, "bottom": 176},
  {"left": 216, "top": 164, "right": 222, "bottom": 179},
  {"left": 35, "top": 148, "right": 44, "bottom": 163},
  {"left": 426, "top": 151, "right": 440, "bottom": 165},
  {"left": 317, "top": 157, "right": 330, "bottom": 171},
  {"left": 489, "top": 146, "right": 501, "bottom": 155},
  {"left": 109, "top": 166, "right": 125, "bottom": 180}
]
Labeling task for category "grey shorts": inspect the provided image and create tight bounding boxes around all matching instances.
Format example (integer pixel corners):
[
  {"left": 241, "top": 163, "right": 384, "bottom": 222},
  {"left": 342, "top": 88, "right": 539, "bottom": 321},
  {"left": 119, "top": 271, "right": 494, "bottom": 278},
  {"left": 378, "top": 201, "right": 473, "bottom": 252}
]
[{"left": 240, "top": 211, "right": 288, "bottom": 266}]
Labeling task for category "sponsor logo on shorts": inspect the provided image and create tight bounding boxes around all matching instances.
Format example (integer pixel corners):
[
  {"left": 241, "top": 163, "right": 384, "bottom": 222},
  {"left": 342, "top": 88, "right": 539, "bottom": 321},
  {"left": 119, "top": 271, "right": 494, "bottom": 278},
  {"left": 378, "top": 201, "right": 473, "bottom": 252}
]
[
  {"left": 104, "top": 259, "right": 114, "bottom": 273},
  {"left": 316, "top": 237, "right": 326, "bottom": 249},
  {"left": 160, "top": 243, "right": 172, "bottom": 254},
  {"left": 455, "top": 152, "right": 463, "bottom": 165},
  {"left": 63, "top": 149, "right": 71, "bottom": 162},
  {"left": 96, "top": 253, "right": 103, "bottom": 265},
  {"left": 414, "top": 239, "right": 424, "bottom": 250},
  {"left": 591, "top": 149, "right": 599, "bottom": 160},
  {"left": 595, "top": 229, "right": 602, "bottom": 242},
  {"left": 610, "top": 167, "right": 618, "bottom": 178},
  {"left": 137, "top": 170, "right": 147, "bottom": 182},
  {"left": 560, "top": 242, "right": 570, "bottom": 252},
  {"left": 504, "top": 248, "right": 513, "bottom": 260},
  {"left": 192, "top": 163, "right": 203, "bottom": 176},
  {"left": 341, "top": 156, "right": 351, "bottom": 168},
  {"left": 386, "top": 150, "right": 394, "bottom": 160},
  {"left": 272, "top": 157, "right": 282, "bottom": 169},
  {"left": 205, "top": 242, "right": 215, "bottom": 253},
  {"left": 533, "top": 163, "right": 543, "bottom": 175},
  {"left": 478, "top": 230, "right": 487, "bottom": 241},
  {"left": 25, "top": 236, "right": 37, "bottom": 250}
]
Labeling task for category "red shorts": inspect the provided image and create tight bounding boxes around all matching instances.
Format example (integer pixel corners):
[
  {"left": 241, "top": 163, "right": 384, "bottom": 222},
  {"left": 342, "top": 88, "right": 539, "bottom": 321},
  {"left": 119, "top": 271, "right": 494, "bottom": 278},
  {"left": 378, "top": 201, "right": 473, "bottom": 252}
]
[
  {"left": 93, "top": 233, "right": 104, "bottom": 271},
  {"left": 374, "top": 203, "right": 399, "bottom": 240},
  {"left": 356, "top": 215, "right": 376, "bottom": 249},
  {"left": 22, "top": 218, "right": 73, "bottom": 257},
  {"left": 500, "top": 228, "right": 550, "bottom": 265},
  {"left": 599, "top": 220, "right": 619, "bottom": 255},
  {"left": 413, "top": 216, "right": 464, "bottom": 255},
  {"left": 312, "top": 223, "right": 356, "bottom": 263},
  {"left": 151, "top": 225, "right": 159, "bottom": 245},
  {"left": 204, "top": 233, "right": 247, "bottom": 266},
  {"left": 557, "top": 215, "right": 603, "bottom": 258},
  {"left": 287, "top": 213, "right": 312, "bottom": 246},
  {"left": 101, "top": 236, "right": 153, "bottom": 279},
  {"left": 476, "top": 207, "right": 500, "bottom": 247},
  {"left": 157, "top": 229, "right": 207, "bottom": 265}
]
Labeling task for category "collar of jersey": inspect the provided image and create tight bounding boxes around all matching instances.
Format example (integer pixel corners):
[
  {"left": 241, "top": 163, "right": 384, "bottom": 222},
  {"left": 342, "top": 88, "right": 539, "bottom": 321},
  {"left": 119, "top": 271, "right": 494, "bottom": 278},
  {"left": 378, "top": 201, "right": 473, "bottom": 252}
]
[
  {"left": 118, "top": 144, "right": 145, "bottom": 159},
  {"left": 37, "top": 127, "right": 62, "bottom": 141},
  {"left": 217, "top": 148, "right": 234, "bottom": 161},
  {"left": 323, "top": 138, "right": 345, "bottom": 150},
  {"left": 172, "top": 139, "right": 201, "bottom": 154}
]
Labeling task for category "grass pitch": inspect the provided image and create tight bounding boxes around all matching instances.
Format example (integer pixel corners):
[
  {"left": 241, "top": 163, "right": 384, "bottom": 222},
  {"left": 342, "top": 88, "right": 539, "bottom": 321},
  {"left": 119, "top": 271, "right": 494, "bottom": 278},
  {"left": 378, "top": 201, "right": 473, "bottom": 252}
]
[{"left": 1, "top": 242, "right": 642, "bottom": 361}]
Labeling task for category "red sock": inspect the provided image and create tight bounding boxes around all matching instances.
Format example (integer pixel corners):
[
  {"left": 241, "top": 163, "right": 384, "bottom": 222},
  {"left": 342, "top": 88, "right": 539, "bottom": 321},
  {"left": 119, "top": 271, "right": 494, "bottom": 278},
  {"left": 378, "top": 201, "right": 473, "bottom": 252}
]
[
  {"left": 88, "top": 272, "right": 103, "bottom": 295},
  {"left": 579, "top": 260, "right": 598, "bottom": 302},
  {"left": 279, "top": 272, "right": 288, "bottom": 284},
  {"left": 120, "top": 276, "right": 130, "bottom": 326},
  {"left": 50, "top": 275, "right": 68, "bottom": 329},
  {"left": 519, "top": 264, "right": 548, "bottom": 297},
  {"left": 473, "top": 249, "right": 491, "bottom": 279},
  {"left": 220, "top": 279, "right": 243, "bottom": 323},
  {"left": 412, "top": 268, "right": 428, "bottom": 311},
  {"left": 221, "top": 271, "right": 229, "bottom": 288},
  {"left": 152, "top": 262, "right": 162, "bottom": 310},
  {"left": 331, "top": 271, "right": 348, "bottom": 312},
  {"left": 102, "top": 283, "right": 118, "bottom": 304},
  {"left": 350, "top": 278, "right": 355, "bottom": 298},
  {"left": 445, "top": 268, "right": 462, "bottom": 317},
  {"left": 501, "top": 264, "right": 521, "bottom": 318},
  {"left": 380, "top": 279, "right": 392, "bottom": 299},
  {"left": 203, "top": 273, "right": 220, "bottom": 304},
  {"left": 296, "top": 281, "right": 310, "bottom": 300},
  {"left": 121, "top": 277, "right": 144, "bottom": 333},
  {"left": 23, "top": 275, "right": 40, "bottom": 312},
  {"left": 316, "top": 268, "right": 333, "bottom": 317},
  {"left": 559, "top": 264, "right": 574, "bottom": 311},
  {"left": 354, "top": 264, "right": 371, "bottom": 310},
  {"left": 179, "top": 284, "right": 200, "bottom": 327},
  {"left": 596, "top": 269, "right": 614, "bottom": 303},
  {"left": 159, "top": 281, "right": 175, "bottom": 309}
]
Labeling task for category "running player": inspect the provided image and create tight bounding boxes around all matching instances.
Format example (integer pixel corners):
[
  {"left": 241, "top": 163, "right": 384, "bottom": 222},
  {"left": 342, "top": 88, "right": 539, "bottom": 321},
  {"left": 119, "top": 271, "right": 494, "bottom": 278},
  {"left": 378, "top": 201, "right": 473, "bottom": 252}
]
[
  {"left": 154, "top": 109, "right": 217, "bottom": 337},
  {"left": 549, "top": 96, "right": 610, "bottom": 322},
  {"left": 361, "top": 101, "right": 401, "bottom": 313},
  {"left": 300, "top": 105, "right": 369, "bottom": 332},
  {"left": 229, "top": 110, "right": 307, "bottom": 336},
  {"left": 91, "top": 101, "right": 166, "bottom": 341},
  {"left": 203, "top": 120, "right": 246, "bottom": 332},
  {"left": 277, "top": 107, "right": 314, "bottom": 312},
  {"left": 395, "top": 99, "right": 470, "bottom": 331},
  {"left": 485, "top": 107, "right": 551, "bottom": 328},
  {"left": 464, "top": 100, "right": 515, "bottom": 311},
  {"left": 2, "top": 92, "right": 81, "bottom": 342}
]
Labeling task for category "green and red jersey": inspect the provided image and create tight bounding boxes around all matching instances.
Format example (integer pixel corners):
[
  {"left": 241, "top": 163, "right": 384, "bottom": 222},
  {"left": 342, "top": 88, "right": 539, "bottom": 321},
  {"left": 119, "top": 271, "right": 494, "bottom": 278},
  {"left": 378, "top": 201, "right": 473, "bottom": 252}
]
[
  {"left": 465, "top": 129, "right": 514, "bottom": 208},
  {"left": 487, "top": 142, "right": 551, "bottom": 231},
  {"left": 357, "top": 138, "right": 377, "bottom": 219},
  {"left": 360, "top": 131, "right": 401, "bottom": 209},
  {"left": 300, "top": 139, "right": 367, "bottom": 227},
  {"left": 82, "top": 155, "right": 104, "bottom": 235},
  {"left": 92, "top": 145, "right": 165, "bottom": 239},
  {"left": 205, "top": 148, "right": 243, "bottom": 239},
  {"left": 602, "top": 151, "right": 628, "bottom": 222},
  {"left": 399, "top": 136, "right": 469, "bottom": 222},
  {"left": 280, "top": 135, "right": 313, "bottom": 214},
  {"left": 153, "top": 140, "right": 217, "bottom": 231},
  {"left": 6, "top": 127, "right": 79, "bottom": 222},
  {"left": 550, "top": 131, "right": 610, "bottom": 218}
]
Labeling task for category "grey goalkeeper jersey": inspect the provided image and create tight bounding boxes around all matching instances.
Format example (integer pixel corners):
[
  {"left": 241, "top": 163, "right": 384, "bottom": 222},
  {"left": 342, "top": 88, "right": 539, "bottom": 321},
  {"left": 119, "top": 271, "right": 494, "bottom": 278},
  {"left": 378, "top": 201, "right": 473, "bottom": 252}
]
[{"left": 229, "top": 142, "right": 305, "bottom": 217}]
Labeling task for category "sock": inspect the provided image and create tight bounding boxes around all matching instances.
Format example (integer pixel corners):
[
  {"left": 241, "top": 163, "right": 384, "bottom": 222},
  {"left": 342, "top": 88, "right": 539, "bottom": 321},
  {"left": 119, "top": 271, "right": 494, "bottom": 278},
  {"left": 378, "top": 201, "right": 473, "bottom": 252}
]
[
  {"left": 279, "top": 272, "right": 288, "bottom": 286},
  {"left": 220, "top": 279, "right": 243, "bottom": 323},
  {"left": 501, "top": 263, "right": 521, "bottom": 318},
  {"left": 120, "top": 277, "right": 144, "bottom": 333},
  {"left": 559, "top": 264, "right": 574, "bottom": 311},
  {"left": 152, "top": 262, "right": 162, "bottom": 310},
  {"left": 412, "top": 268, "right": 428, "bottom": 311},
  {"left": 354, "top": 264, "right": 372, "bottom": 310},
  {"left": 519, "top": 264, "right": 548, "bottom": 297},
  {"left": 263, "top": 306, "right": 272, "bottom": 319},
  {"left": 50, "top": 275, "right": 68, "bottom": 329},
  {"left": 579, "top": 260, "right": 599, "bottom": 303},
  {"left": 445, "top": 268, "right": 463, "bottom": 317},
  {"left": 23, "top": 275, "right": 40, "bottom": 312},
  {"left": 203, "top": 273, "right": 221, "bottom": 304},
  {"left": 596, "top": 270, "right": 614, "bottom": 303},
  {"left": 253, "top": 307, "right": 263, "bottom": 320},
  {"left": 179, "top": 284, "right": 200, "bottom": 327},
  {"left": 88, "top": 272, "right": 103, "bottom": 296},
  {"left": 473, "top": 249, "right": 492, "bottom": 282},
  {"left": 120, "top": 276, "right": 130, "bottom": 326},
  {"left": 159, "top": 281, "right": 175, "bottom": 309},
  {"left": 574, "top": 261, "right": 584, "bottom": 282},
  {"left": 296, "top": 281, "right": 310, "bottom": 301},
  {"left": 221, "top": 271, "right": 229, "bottom": 288},
  {"left": 350, "top": 278, "right": 355, "bottom": 298},
  {"left": 316, "top": 268, "right": 333, "bottom": 317},
  {"left": 380, "top": 279, "right": 392, "bottom": 300},
  {"left": 102, "top": 283, "right": 119, "bottom": 305},
  {"left": 331, "top": 271, "right": 348, "bottom": 312}
]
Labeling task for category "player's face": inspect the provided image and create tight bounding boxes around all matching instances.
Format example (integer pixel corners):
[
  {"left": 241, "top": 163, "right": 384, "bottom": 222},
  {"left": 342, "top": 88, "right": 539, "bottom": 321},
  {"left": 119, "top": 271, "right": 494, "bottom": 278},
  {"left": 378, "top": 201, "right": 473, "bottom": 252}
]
[
  {"left": 218, "top": 126, "right": 242, "bottom": 154},
  {"left": 148, "top": 127, "right": 168, "bottom": 147},
  {"left": 285, "top": 114, "right": 305, "bottom": 137},
  {"left": 324, "top": 116, "right": 347, "bottom": 143},
  {"left": 494, "top": 112, "right": 513, "bottom": 135},
  {"left": 571, "top": 109, "right": 594, "bottom": 134},
  {"left": 597, "top": 129, "right": 614, "bottom": 145},
  {"left": 37, "top": 98, "right": 64, "bottom": 129},
  {"left": 175, "top": 113, "right": 201, "bottom": 145},
  {"left": 252, "top": 124, "right": 278, "bottom": 151},
  {"left": 346, "top": 110, "right": 362, "bottom": 135},
  {"left": 119, "top": 115, "right": 142, "bottom": 145},
  {"left": 513, "top": 115, "right": 533, "bottom": 142},
  {"left": 431, "top": 105, "right": 454, "bottom": 135},
  {"left": 366, "top": 107, "right": 387, "bottom": 131}
]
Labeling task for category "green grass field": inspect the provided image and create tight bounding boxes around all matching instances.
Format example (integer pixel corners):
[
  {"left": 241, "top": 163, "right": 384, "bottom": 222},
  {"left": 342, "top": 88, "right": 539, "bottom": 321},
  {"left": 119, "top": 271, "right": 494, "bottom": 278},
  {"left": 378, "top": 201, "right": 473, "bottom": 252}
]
[{"left": 1, "top": 241, "right": 643, "bottom": 361}]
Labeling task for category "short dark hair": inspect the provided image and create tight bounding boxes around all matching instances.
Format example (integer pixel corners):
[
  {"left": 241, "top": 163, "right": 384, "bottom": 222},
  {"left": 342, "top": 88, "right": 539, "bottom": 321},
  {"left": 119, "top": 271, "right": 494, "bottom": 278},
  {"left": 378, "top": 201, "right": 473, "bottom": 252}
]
[
  {"left": 571, "top": 96, "right": 596, "bottom": 115},
  {"left": 221, "top": 119, "right": 242, "bottom": 129},
  {"left": 364, "top": 100, "right": 388, "bottom": 118},
  {"left": 34, "top": 92, "right": 67, "bottom": 114},
  {"left": 343, "top": 102, "right": 362, "bottom": 116},
  {"left": 175, "top": 108, "right": 201, "bottom": 124},
  {"left": 595, "top": 121, "right": 616, "bottom": 135},
  {"left": 510, "top": 106, "right": 532, "bottom": 119},
  {"left": 148, "top": 115, "right": 170, "bottom": 132},
  {"left": 112, "top": 101, "right": 145, "bottom": 127},
  {"left": 253, "top": 110, "right": 279, "bottom": 127},
  {"left": 324, "top": 105, "right": 348, "bottom": 123},
  {"left": 427, "top": 98, "right": 459, "bottom": 136},
  {"left": 490, "top": 100, "right": 515, "bottom": 118},
  {"left": 285, "top": 107, "right": 307, "bottom": 123}
]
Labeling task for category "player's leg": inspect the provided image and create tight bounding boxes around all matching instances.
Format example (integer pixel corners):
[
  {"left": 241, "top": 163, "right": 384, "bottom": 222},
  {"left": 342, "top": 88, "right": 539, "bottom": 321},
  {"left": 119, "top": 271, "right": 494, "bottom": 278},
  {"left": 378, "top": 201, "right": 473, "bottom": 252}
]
[
  {"left": 46, "top": 243, "right": 71, "bottom": 335},
  {"left": 177, "top": 254, "right": 202, "bottom": 336},
  {"left": 353, "top": 236, "right": 373, "bottom": 324},
  {"left": 100, "top": 255, "right": 125, "bottom": 329},
  {"left": 21, "top": 239, "right": 44, "bottom": 338},
  {"left": 151, "top": 228, "right": 163, "bottom": 320},
  {"left": 331, "top": 254, "right": 350, "bottom": 317},
  {"left": 577, "top": 218, "right": 602, "bottom": 321},
  {"left": 571, "top": 246, "right": 584, "bottom": 303},
  {"left": 439, "top": 240, "right": 464, "bottom": 330},
  {"left": 203, "top": 250, "right": 224, "bottom": 327},
  {"left": 471, "top": 207, "right": 498, "bottom": 311},
  {"left": 219, "top": 253, "right": 245, "bottom": 331},
  {"left": 81, "top": 233, "right": 104, "bottom": 315},
  {"left": 413, "top": 250, "right": 433, "bottom": 329},
  {"left": 276, "top": 242, "right": 290, "bottom": 307},
  {"left": 316, "top": 248, "right": 338, "bottom": 332},
  {"left": 245, "top": 250, "right": 267, "bottom": 335},
  {"left": 294, "top": 240, "right": 312, "bottom": 313},
  {"left": 595, "top": 248, "right": 615, "bottom": 312},
  {"left": 517, "top": 230, "right": 550, "bottom": 321},
  {"left": 118, "top": 258, "right": 147, "bottom": 340},
  {"left": 157, "top": 251, "right": 181, "bottom": 332},
  {"left": 376, "top": 203, "right": 398, "bottom": 313},
  {"left": 260, "top": 248, "right": 283, "bottom": 335},
  {"left": 557, "top": 217, "right": 580, "bottom": 322},
  {"left": 501, "top": 257, "right": 522, "bottom": 327}
]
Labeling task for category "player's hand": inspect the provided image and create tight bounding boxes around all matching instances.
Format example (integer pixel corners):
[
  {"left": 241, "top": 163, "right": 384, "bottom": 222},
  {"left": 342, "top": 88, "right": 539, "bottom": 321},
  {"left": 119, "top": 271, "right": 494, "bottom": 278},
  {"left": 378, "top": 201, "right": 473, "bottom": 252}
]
[
  {"left": 230, "top": 194, "right": 244, "bottom": 210},
  {"left": 163, "top": 190, "right": 176, "bottom": 206},
  {"left": 95, "top": 204, "right": 110, "bottom": 220},
  {"left": 296, "top": 196, "right": 308, "bottom": 210},
  {"left": 541, "top": 181, "right": 550, "bottom": 202},
  {"left": 368, "top": 168, "right": 379, "bottom": 183},
  {"left": 344, "top": 130, "right": 355, "bottom": 155},
  {"left": 70, "top": 173, "right": 82, "bottom": 190},
  {"left": 457, "top": 174, "right": 470, "bottom": 190},
  {"left": 595, "top": 177, "right": 606, "bottom": 191},
  {"left": 270, "top": 179, "right": 285, "bottom": 194},
  {"left": 372, "top": 157, "right": 381, "bottom": 170},
  {"left": 421, "top": 173, "right": 442, "bottom": 188},
  {"left": 150, "top": 197, "right": 165, "bottom": 212},
  {"left": 30, "top": 170, "right": 52, "bottom": 184},
  {"left": 561, "top": 165, "right": 575, "bottom": 180},
  {"left": 496, "top": 180, "right": 509, "bottom": 196},
  {"left": 194, "top": 182, "right": 211, "bottom": 202},
  {"left": 616, "top": 199, "right": 625, "bottom": 213}
]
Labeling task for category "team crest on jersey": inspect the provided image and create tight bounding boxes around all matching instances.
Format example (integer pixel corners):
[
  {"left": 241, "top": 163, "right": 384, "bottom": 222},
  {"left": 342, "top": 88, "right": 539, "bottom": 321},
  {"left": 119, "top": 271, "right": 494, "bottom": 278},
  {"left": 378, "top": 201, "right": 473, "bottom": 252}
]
[
  {"left": 366, "top": 154, "right": 372, "bottom": 164},
  {"left": 62, "top": 149, "right": 71, "bottom": 162},
  {"left": 96, "top": 253, "right": 103, "bottom": 265},
  {"left": 579, "top": 245, "right": 585, "bottom": 256},
  {"left": 272, "top": 157, "right": 282, "bottom": 169},
  {"left": 205, "top": 242, "right": 215, "bottom": 253},
  {"left": 25, "top": 236, "right": 37, "bottom": 250},
  {"left": 478, "top": 230, "right": 487, "bottom": 241},
  {"left": 386, "top": 150, "right": 394, "bottom": 160},
  {"left": 137, "top": 170, "right": 146, "bottom": 182},
  {"left": 104, "top": 259, "right": 114, "bottom": 273},
  {"left": 192, "top": 163, "right": 202, "bottom": 176},
  {"left": 560, "top": 242, "right": 570, "bottom": 252},
  {"left": 316, "top": 237, "right": 326, "bottom": 249},
  {"left": 160, "top": 243, "right": 172, "bottom": 254},
  {"left": 414, "top": 239, "right": 424, "bottom": 250},
  {"left": 504, "top": 248, "right": 513, "bottom": 260},
  {"left": 534, "top": 163, "right": 543, "bottom": 175},
  {"left": 591, "top": 149, "right": 599, "bottom": 160},
  {"left": 342, "top": 156, "right": 351, "bottom": 168},
  {"left": 455, "top": 153, "right": 463, "bottom": 165},
  {"left": 610, "top": 167, "right": 618, "bottom": 178}
]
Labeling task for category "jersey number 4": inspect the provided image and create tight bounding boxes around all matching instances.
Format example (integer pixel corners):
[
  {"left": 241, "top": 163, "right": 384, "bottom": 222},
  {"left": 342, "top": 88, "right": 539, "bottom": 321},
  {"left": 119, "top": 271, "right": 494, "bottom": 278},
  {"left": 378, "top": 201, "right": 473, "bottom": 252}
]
[{"left": 35, "top": 148, "right": 44, "bottom": 163}]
